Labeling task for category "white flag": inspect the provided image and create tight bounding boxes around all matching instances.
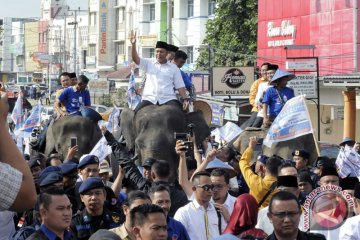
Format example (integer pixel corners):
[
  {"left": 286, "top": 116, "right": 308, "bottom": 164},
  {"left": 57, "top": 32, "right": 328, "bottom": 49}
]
[{"left": 89, "top": 136, "right": 112, "bottom": 162}]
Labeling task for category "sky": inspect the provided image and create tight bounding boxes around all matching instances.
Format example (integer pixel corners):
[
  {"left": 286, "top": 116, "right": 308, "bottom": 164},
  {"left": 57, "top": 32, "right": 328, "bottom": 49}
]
[{"left": 0, "top": 0, "right": 88, "bottom": 18}]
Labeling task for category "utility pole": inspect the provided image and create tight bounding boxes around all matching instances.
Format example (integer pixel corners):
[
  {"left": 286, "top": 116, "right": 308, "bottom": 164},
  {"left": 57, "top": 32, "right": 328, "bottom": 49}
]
[
  {"left": 63, "top": 12, "right": 67, "bottom": 72},
  {"left": 68, "top": 8, "right": 78, "bottom": 74},
  {"left": 167, "top": 0, "right": 172, "bottom": 44}
]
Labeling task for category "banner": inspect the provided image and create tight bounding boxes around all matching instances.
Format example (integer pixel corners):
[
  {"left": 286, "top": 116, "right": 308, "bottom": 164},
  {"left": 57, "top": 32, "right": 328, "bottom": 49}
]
[
  {"left": 106, "top": 107, "right": 121, "bottom": 133},
  {"left": 127, "top": 70, "right": 141, "bottom": 110},
  {"left": 263, "top": 95, "right": 314, "bottom": 148},
  {"left": 211, "top": 121, "right": 243, "bottom": 143},
  {"left": 22, "top": 101, "right": 42, "bottom": 133},
  {"left": 335, "top": 146, "right": 360, "bottom": 177},
  {"left": 89, "top": 136, "right": 112, "bottom": 162},
  {"left": 11, "top": 93, "right": 23, "bottom": 130}
]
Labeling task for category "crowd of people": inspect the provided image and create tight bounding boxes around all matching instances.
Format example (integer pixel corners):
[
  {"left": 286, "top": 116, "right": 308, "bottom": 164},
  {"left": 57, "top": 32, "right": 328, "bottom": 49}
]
[{"left": 1, "top": 31, "right": 360, "bottom": 240}]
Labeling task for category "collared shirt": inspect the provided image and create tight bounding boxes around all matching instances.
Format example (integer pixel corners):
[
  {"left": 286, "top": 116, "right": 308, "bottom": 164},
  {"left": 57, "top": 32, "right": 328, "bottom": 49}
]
[
  {"left": 256, "top": 206, "right": 305, "bottom": 235},
  {"left": 0, "top": 162, "right": 22, "bottom": 211},
  {"left": 239, "top": 147, "right": 278, "bottom": 209},
  {"left": 58, "top": 86, "right": 91, "bottom": 114},
  {"left": 210, "top": 193, "right": 237, "bottom": 230},
  {"left": 174, "top": 199, "right": 220, "bottom": 240},
  {"left": 167, "top": 217, "right": 191, "bottom": 240},
  {"left": 249, "top": 77, "right": 268, "bottom": 112},
  {"left": 109, "top": 223, "right": 132, "bottom": 240},
  {"left": 262, "top": 86, "right": 295, "bottom": 118},
  {"left": 40, "top": 224, "right": 73, "bottom": 240},
  {"left": 339, "top": 214, "right": 360, "bottom": 239},
  {"left": 139, "top": 58, "right": 185, "bottom": 104}
]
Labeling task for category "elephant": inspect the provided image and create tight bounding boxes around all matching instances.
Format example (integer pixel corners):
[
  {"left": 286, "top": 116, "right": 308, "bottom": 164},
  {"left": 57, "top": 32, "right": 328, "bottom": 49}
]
[
  {"left": 44, "top": 116, "right": 102, "bottom": 159},
  {"left": 231, "top": 127, "right": 319, "bottom": 165},
  {"left": 120, "top": 104, "right": 210, "bottom": 180}
]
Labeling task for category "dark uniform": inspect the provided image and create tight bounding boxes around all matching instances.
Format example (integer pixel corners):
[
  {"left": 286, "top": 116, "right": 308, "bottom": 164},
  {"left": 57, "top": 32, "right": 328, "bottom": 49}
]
[
  {"left": 267, "top": 230, "right": 326, "bottom": 240},
  {"left": 70, "top": 208, "right": 122, "bottom": 240}
]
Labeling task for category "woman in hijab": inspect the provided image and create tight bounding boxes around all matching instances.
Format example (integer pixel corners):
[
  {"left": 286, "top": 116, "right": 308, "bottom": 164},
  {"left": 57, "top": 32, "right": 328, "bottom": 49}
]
[{"left": 223, "top": 193, "right": 267, "bottom": 239}]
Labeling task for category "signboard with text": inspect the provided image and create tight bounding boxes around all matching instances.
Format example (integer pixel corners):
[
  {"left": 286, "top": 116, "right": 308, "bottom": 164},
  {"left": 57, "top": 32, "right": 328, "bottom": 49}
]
[
  {"left": 287, "top": 74, "right": 317, "bottom": 98},
  {"left": 211, "top": 67, "right": 254, "bottom": 96}
]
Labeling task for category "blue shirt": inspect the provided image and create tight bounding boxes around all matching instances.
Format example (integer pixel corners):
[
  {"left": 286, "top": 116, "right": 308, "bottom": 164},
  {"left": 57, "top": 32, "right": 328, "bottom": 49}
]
[
  {"left": 262, "top": 86, "right": 294, "bottom": 118},
  {"left": 167, "top": 217, "right": 190, "bottom": 240},
  {"left": 40, "top": 224, "right": 73, "bottom": 240},
  {"left": 180, "top": 70, "right": 192, "bottom": 89},
  {"left": 58, "top": 87, "right": 91, "bottom": 114}
]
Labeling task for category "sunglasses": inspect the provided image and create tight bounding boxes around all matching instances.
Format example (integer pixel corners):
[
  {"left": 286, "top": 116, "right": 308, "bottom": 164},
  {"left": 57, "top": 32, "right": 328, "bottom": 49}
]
[{"left": 196, "top": 184, "right": 214, "bottom": 191}]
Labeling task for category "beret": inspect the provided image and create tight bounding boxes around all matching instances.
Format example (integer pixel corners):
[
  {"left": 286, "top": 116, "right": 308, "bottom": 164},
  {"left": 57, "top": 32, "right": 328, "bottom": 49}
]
[
  {"left": 60, "top": 163, "right": 78, "bottom": 175},
  {"left": 257, "top": 155, "right": 269, "bottom": 165},
  {"left": 78, "top": 155, "right": 99, "bottom": 169},
  {"left": 292, "top": 149, "right": 310, "bottom": 159},
  {"left": 79, "top": 177, "right": 104, "bottom": 194},
  {"left": 39, "top": 172, "right": 63, "bottom": 187}
]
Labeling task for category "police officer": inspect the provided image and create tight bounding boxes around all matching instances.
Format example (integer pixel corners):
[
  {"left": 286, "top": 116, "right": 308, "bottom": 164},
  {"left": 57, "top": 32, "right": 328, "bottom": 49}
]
[
  {"left": 292, "top": 149, "right": 318, "bottom": 187},
  {"left": 60, "top": 162, "right": 79, "bottom": 213},
  {"left": 70, "top": 177, "right": 122, "bottom": 240},
  {"left": 38, "top": 166, "right": 64, "bottom": 192}
]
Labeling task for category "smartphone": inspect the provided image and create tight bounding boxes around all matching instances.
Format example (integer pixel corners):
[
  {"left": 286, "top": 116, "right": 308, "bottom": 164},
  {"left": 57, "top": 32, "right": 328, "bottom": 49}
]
[
  {"left": 70, "top": 137, "right": 77, "bottom": 148},
  {"left": 254, "top": 138, "right": 264, "bottom": 152}
]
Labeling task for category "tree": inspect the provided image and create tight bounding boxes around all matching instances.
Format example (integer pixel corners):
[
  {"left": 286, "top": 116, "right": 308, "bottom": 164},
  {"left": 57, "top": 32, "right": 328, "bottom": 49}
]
[{"left": 196, "top": 0, "right": 258, "bottom": 69}]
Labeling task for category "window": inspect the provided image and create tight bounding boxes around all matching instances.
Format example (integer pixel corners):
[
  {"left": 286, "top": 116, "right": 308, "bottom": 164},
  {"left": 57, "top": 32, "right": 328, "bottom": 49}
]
[
  {"left": 116, "top": 42, "right": 125, "bottom": 55},
  {"left": 186, "top": 47, "right": 193, "bottom": 64},
  {"left": 118, "top": 7, "right": 125, "bottom": 23},
  {"left": 90, "top": 12, "right": 97, "bottom": 26},
  {"left": 150, "top": 49, "right": 155, "bottom": 58},
  {"left": 150, "top": 4, "right": 155, "bottom": 21},
  {"left": 188, "top": 0, "right": 194, "bottom": 17},
  {"left": 88, "top": 44, "right": 96, "bottom": 56},
  {"left": 208, "top": 0, "right": 216, "bottom": 15}
]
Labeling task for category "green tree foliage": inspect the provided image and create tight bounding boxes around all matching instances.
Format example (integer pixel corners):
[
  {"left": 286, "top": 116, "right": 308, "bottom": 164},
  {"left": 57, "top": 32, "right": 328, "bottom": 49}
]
[{"left": 196, "top": 0, "right": 258, "bottom": 69}]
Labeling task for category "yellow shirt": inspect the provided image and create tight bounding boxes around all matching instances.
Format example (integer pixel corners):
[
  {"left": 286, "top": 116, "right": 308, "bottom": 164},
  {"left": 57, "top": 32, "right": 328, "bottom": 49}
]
[
  {"left": 239, "top": 147, "right": 278, "bottom": 209},
  {"left": 249, "top": 77, "right": 268, "bottom": 112}
]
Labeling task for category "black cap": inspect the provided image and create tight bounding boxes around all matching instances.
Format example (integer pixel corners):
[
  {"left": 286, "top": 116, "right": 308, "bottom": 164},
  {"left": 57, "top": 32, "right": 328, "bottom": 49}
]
[
  {"left": 267, "top": 64, "right": 279, "bottom": 71},
  {"left": 79, "top": 177, "right": 105, "bottom": 194},
  {"left": 69, "top": 72, "right": 77, "bottom": 79},
  {"left": 354, "top": 182, "right": 360, "bottom": 199},
  {"left": 320, "top": 167, "right": 339, "bottom": 178},
  {"left": 277, "top": 175, "right": 298, "bottom": 188},
  {"left": 292, "top": 149, "right": 310, "bottom": 159},
  {"left": 142, "top": 158, "right": 156, "bottom": 168},
  {"left": 155, "top": 41, "right": 168, "bottom": 50},
  {"left": 340, "top": 177, "right": 359, "bottom": 191},
  {"left": 297, "top": 170, "right": 313, "bottom": 184},
  {"left": 167, "top": 44, "right": 179, "bottom": 52}
]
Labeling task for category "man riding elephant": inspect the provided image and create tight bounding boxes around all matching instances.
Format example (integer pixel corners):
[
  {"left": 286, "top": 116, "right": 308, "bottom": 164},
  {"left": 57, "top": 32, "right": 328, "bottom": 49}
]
[
  {"left": 128, "top": 30, "right": 189, "bottom": 113},
  {"left": 56, "top": 75, "right": 91, "bottom": 117}
]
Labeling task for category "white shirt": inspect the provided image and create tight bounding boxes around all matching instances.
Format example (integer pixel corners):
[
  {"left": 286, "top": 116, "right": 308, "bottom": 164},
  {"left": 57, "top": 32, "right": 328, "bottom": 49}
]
[
  {"left": 255, "top": 82, "right": 271, "bottom": 118},
  {"left": 139, "top": 58, "right": 185, "bottom": 104},
  {"left": 256, "top": 206, "right": 305, "bottom": 235},
  {"left": 339, "top": 215, "right": 360, "bottom": 239},
  {"left": 174, "top": 199, "right": 220, "bottom": 240},
  {"left": 211, "top": 193, "right": 236, "bottom": 231}
]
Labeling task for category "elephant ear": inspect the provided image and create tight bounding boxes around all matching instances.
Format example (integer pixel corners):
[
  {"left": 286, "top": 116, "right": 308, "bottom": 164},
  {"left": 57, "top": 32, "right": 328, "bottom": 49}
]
[
  {"left": 120, "top": 108, "right": 136, "bottom": 150},
  {"left": 186, "top": 111, "right": 211, "bottom": 146}
]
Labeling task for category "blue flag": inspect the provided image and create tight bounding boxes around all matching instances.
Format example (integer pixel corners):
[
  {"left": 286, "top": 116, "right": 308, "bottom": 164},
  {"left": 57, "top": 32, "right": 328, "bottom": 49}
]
[
  {"left": 11, "top": 93, "right": 23, "bottom": 130},
  {"left": 127, "top": 70, "right": 141, "bottom": 110},
  {"left": 22, "top": 100, "right": 42, "bottom": 133}
]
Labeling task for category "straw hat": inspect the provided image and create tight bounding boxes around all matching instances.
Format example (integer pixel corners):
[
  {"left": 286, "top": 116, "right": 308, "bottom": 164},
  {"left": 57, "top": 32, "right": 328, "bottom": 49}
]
[
  {"left": 206, "top": 158, "right": 237, "bottom": 178},
  {"left": 193, "top": 100, "right": 212, "bottom": 126},
  {"left": 270, "top": 69, "right": 296, "bottom": 84}
]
